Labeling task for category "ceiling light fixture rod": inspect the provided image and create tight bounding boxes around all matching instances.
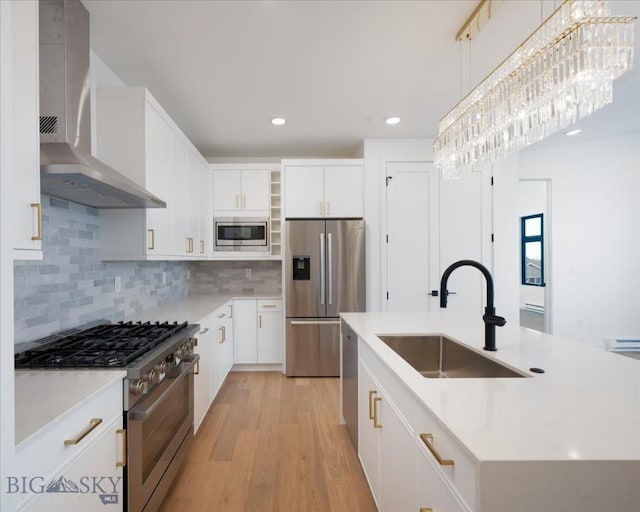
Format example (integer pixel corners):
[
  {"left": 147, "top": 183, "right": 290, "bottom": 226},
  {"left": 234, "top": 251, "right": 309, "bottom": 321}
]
[{"left": 456, "top": 0, "right": 505, "bottom": 42}]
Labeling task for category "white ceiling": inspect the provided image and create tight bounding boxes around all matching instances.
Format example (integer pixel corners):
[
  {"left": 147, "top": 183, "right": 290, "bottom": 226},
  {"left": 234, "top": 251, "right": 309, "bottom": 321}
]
[{"left": 84, "top": 0, "right": 640, "bottom": 160}]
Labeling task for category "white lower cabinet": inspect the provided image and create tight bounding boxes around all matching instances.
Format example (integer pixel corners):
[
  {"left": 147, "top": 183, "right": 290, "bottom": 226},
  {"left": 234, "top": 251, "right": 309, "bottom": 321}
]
[
  {"left": 358, "top": 338, "right": 474, "bottom": 512},
  {"left": 21, "top": 415, "right": 125, "bottom": 512},
  {"left": 194, "top": 301, "right": 234, "bottom": 433},
  {"left": 233, "top": 299, "right": 282, "bottom": 365}
]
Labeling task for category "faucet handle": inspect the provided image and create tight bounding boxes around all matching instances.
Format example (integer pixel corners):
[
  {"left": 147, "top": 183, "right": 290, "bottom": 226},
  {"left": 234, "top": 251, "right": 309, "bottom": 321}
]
[
  {"left": 483, "top": 314, "right": 506, "bottom": 327},
  {"left": 430, "top": 290, "right": 457, "bottom": 297}
]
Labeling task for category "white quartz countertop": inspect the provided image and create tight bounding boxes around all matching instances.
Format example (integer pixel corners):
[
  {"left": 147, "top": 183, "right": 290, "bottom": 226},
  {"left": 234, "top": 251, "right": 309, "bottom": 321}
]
[
  {"left": 340, "top": 311, "right": 640, "bottom": 462},
  {"left": 14, "top": 369, "right": 125, "bottom": 445},
  {"left": 124, "top": 292, "right": 281, "bottom": 324}
]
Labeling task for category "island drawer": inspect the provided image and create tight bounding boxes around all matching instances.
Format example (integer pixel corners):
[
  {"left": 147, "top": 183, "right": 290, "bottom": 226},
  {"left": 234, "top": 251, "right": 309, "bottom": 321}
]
[{"left": 413, "top": 399, "right": 477, "bottom": 510}]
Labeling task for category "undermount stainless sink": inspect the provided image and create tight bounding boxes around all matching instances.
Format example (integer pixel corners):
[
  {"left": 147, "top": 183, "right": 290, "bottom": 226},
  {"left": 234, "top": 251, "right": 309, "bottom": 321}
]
[{"left": 377, "top": 335, "right": 527, "bottom": 378}]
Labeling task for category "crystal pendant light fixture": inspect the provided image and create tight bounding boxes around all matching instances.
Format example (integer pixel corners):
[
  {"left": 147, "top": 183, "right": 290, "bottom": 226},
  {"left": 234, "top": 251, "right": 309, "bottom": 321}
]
[{"left": 433, "top": 0, "right": 636, "bottom": 179}]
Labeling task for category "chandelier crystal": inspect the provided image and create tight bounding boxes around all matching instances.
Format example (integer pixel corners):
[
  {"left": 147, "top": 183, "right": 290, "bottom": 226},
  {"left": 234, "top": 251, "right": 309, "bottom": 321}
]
[{"left": 434, "top": 0, "right": 636, "bottom": 179}]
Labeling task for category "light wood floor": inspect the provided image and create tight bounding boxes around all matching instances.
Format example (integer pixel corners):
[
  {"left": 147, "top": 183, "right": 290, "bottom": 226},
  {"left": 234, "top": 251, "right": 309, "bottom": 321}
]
[{"left": 159, "top": 371, "right": 377, "bottom": 512}]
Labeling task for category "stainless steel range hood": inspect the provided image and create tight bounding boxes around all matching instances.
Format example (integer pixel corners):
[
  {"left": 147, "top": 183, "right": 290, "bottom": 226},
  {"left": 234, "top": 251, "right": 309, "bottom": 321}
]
[{"left": 39, "top": 0, "right": 166, "bottom": 209}]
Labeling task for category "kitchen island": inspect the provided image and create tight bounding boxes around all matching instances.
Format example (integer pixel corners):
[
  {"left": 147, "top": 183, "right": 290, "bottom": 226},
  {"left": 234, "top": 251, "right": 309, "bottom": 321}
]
[{"left": 341, "top": 311, "right": 640, "bottom": 512}]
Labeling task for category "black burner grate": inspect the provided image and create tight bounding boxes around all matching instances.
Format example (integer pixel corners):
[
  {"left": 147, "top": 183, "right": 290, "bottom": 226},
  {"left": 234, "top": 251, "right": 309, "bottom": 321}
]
[{"left": 15, "top": 321, "right": 188, "bottom": 369}]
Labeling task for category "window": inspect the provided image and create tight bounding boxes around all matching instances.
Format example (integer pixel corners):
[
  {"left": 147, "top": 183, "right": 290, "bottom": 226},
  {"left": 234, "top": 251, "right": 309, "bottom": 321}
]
[{"left": 521, "top": 213, "right": 544, "bottom": 286}]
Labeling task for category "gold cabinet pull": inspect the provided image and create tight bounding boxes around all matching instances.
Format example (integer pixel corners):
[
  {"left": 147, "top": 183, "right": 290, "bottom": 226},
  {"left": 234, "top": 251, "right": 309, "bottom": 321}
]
[
  {"left": 228, "top": 304, "right": 233, "bottom": 318},
  {"left": 199, "top": 327, "right": 209, "bottom": 334},
  {"left": 326, "top": 201, "right": 330, "bottom": 215},
  {"left": 319, "top": 201, "right": 324, "bottom": 215},
  {"left": 262, "top": 304, "right": 277, "bottom": 308},
  {"left": 420, "top": 509, "right": 433, "bottom": 512},
  {"left": 219, "top": 326, "right": 226, "bottom": 343},
  {"left": 420, "top": 433, "right": 454, "bottom": 466},
  {"left": 373, "top": 397, "right": 382, "bottom": 429},
  {"left": 194, "top": 358, "right": 200, "bottom": 375},
  {"left": 368, "top": 390, "right": 376, "bottom": 420},
  {"left": 116, "top": 429, "right": 127, "bottom": 467},
  {"left": 31, "top": 203, "right": 43, "bottom": 241},
  {"left": 147, "top": 228, "right": 155, "bottom": 250},
  {"left": 258, "top": 314, "right": 262, "bottom": 328},
  {"left": 200, "top": 240, "right": 204, "bottom": 254},
  {"left": 190, "top": 238, "right": 194, "bottom": 253},
  {"left": 64, "top": 418, "right": 102, "bottom": 445},
  {"left": 242, "top": 195, "right": 246, "bottom": 208}
]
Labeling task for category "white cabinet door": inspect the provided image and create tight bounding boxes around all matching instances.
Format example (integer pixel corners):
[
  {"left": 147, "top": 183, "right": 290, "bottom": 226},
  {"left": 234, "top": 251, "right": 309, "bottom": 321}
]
[
  {"left": 144, "top": 102, "right": 174, "bottom": 256},
  {"left": 416, "top": 440, "right": 467, "bottom": 512},
  {"left": 285, "top": 165, "right": 324, "bottom": 218},
  {"left": 232, "top": 300, "right": 257, "bottom": 363},
  {"left": 380, "top": 397, "right": 416, "bottom": 512},
  {"left": 186, "top": 149, "right": 202, "bottom": 256},
  {"left": 241, "top": 170, "right": 271, "bottom": 211},
  {"left": 172, "top": 134, "right": 190, "bottom": 256},
  {"left": 21, "top": 415, "right": 124, "bottom": 512},
  {"left": 194, "top": 315, "right": 215, "bottom": 432},
  {"left": 358, "top": 361, "right": 381, "bottom": 507},
  {"left": 212, "top": 170, "right": 242, "bottom": 211},
  {"left": 199, "top": 164, "right": 212, "bottom": 257},
  {"left": 257, "top": 311, "right": 283, "bottom": 364},
  {"left": 324, "top": 165, "right": 363, "bottom": 218},
  {"left": 220, "top": 305, "right": 234, "bottom": 381},
  {"left": 12, "top": 0, "right": 41, "bottom": 255}
]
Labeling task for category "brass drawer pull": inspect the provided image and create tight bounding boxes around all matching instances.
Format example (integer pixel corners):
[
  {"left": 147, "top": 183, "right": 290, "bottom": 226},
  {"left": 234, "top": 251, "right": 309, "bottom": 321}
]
[
  {"left": 420, "top": 433, "right": 454, "bottom": 466},
  {"left": 373, "top": 396, "right": 382, "bottom": 429},
  {"left": 194, "top": 358, "right": 200, "bottom": 375},
  {"left": 228, "top": 304, "right": 233, "bottom": 318},
  {"left": 219, "top": 326, "right": 226, "bottom": 343},
  {"left": 148, "top": 228, "right": 155, "bottom": 250},
  {"left": 200, "top": 240, "right": 204, "bottom": 254},
  {"left": 258, "top": 315, "right": 262, "bottom": 328},
  {"left": 116, "top": 429, "right": 127, "bottom": 467},
  {"left": 64, "top": 418, "right": 103, "bottom": 445},
  {"left": 326, "top": 201, "right": 330, "bottom": 215},
  {"left": 368, "top": 390, "right": 376, "bottom": 420},
  {"left": 31, "top": 203, "right": 43, "bottom": 241},
  {"left": 420, "top": 509, "right": 433, "bottom": 512},
  {"left": 199, "top": 327, "right": 209, "bottom": 334},
  {"left": 262, "top": 304, "right": 277, "bottom": 308},
  {"left": 218, "top": 313, "right": 226, "bottom": 318}
]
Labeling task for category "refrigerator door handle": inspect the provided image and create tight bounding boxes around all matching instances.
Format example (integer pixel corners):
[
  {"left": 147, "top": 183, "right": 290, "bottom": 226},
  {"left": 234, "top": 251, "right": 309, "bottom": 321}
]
[
  {"left": 328, "top": 233, "right": 333, "bottom": 305},
  {"left": 289, "top": 320, "right": 342, "bottom": 325},
  {"left": 320, "top": 233, "right": 326, "bottom": 305}
]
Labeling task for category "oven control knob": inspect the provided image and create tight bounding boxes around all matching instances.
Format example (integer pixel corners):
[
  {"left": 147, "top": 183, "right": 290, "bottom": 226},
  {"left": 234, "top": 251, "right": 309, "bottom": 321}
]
[
  {"left": 129, "top": 380, "right": 145, "bottom": 396},
  {"left": 175, "top": 347, "right": 184, "bottom": 360},
  {"left": 158, "top": 361, "right": 171, "bottom": 375},
  {"left": 146, "top": 369, "right": 159, "bottom": 385}
]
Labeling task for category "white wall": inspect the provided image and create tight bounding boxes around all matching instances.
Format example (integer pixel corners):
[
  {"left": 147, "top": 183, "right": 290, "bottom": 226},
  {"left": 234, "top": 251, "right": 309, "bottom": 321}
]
[{"left": 518, "top": 133, "right": 640, "bottom": 344}]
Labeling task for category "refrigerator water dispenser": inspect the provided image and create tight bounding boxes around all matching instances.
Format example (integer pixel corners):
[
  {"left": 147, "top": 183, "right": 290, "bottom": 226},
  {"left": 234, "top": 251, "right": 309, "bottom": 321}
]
[{"left": 292, "top": 256, "right": 311, "bottom": 280}]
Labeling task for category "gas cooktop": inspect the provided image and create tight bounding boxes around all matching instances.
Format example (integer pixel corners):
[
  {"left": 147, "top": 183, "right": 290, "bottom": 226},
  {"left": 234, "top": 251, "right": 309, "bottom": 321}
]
[{"left": 14, "top": 321, "right": 189, "bottom": 369}]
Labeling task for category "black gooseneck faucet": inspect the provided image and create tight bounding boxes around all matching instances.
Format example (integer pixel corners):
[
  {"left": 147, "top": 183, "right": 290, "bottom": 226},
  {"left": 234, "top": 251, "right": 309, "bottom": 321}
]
[{"left": 439, "top": 259, "right": 506, "bottom": 351}]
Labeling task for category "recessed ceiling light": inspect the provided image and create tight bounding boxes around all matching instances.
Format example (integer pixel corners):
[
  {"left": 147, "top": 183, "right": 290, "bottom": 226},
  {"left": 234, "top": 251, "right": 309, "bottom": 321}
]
[
  {"left": 271, "top": 117, "right": 286, "bottom": 126},
  {"left": 566, "top": 129, "right": 581, "bottom": 136},
  {"left": 385, "top": 117, "right": 401, "bottom": 125}
]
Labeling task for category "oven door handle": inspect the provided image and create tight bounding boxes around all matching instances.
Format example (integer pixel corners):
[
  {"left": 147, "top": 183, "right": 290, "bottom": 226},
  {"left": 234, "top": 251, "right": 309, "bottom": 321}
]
[{"left": 129, "top": 355, "right": 199, "bottom": 421}]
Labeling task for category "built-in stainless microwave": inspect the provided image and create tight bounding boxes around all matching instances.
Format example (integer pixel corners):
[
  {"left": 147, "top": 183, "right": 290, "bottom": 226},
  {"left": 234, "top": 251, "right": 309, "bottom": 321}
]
[{"left": 214, "top": 217, "right": 269, "bottom": 251}]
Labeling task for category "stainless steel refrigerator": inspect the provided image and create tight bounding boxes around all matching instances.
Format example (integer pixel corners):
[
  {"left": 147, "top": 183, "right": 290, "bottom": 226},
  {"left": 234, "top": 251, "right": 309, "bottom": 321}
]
[{"left": 285, "top": 219, "right": 365, "bottom": 377}]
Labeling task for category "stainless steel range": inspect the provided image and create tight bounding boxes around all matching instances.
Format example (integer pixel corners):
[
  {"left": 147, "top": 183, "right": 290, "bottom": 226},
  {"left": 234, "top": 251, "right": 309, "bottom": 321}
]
[{"left": 15, "top": 320, "right": 200, "bottom": 512}]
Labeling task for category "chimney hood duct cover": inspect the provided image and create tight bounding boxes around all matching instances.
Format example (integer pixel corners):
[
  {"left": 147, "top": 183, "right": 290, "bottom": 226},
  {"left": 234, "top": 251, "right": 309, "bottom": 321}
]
[{"left": 39, "top": 0, "right": 166, "bottom": 209}]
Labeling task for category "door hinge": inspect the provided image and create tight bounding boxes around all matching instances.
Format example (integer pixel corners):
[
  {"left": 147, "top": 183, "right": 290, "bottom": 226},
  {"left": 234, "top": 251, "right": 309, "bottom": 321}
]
[
  {"left": 386, "top": 291, "right": 389, "bottom": 300},
  {"left": 386, "top": 176, "right": 393, "bottom": 187},
  {"left": 491, "top": 233, "right": 495, "bottom": 242}
]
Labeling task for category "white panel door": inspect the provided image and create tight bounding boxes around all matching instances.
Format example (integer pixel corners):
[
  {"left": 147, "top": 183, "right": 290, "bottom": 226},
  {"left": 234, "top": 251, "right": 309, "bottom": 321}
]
[
  {"left": 186, "top": 150, "right": 202, "bottom": 256},
  {"left": 323, "top": 165, "right": 363, "bottom": 218},
  {"left": 194, "top": 316, "right": 214, "bottom": 432},
  {"left": 241, "top": 170, "right": 270, "bottom": 210},
  {"left": 232, "top": 299, "right": 257, "bottom": 363},
  {"left": 284, "top": 165, "right": 324, "bottom": 218},
  {"left": 257, "top": 311, "right": 283, "bottom": 364},
  {"left": 385, "top": 162, "right": 439, "bottom": 312},
  {"left": 439, "top": 172, "right": 484, "bottom": 314},
  {"left": 144, "top": 103, "right": 174, "bottom": 256},
  {"left": 199, "top": 163, "right": 212, "bottom": 257},
  {"left": 212, "top": 170, "right": 242, "bottom": 211}
]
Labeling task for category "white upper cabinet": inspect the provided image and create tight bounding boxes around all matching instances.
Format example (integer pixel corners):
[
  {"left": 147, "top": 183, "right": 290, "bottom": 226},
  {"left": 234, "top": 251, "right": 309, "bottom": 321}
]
[
  {"left": 97, "top": 87, "right": 211, "bottom": 260},
  {"left": 283, "top": 159, "right": 364, "bottom": 218},
  {"left": 12, "top": 0, "right": 42, "bottom": 258},
  {"left": 212, "top": 167, "right": 271, "bottom": 213}
]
